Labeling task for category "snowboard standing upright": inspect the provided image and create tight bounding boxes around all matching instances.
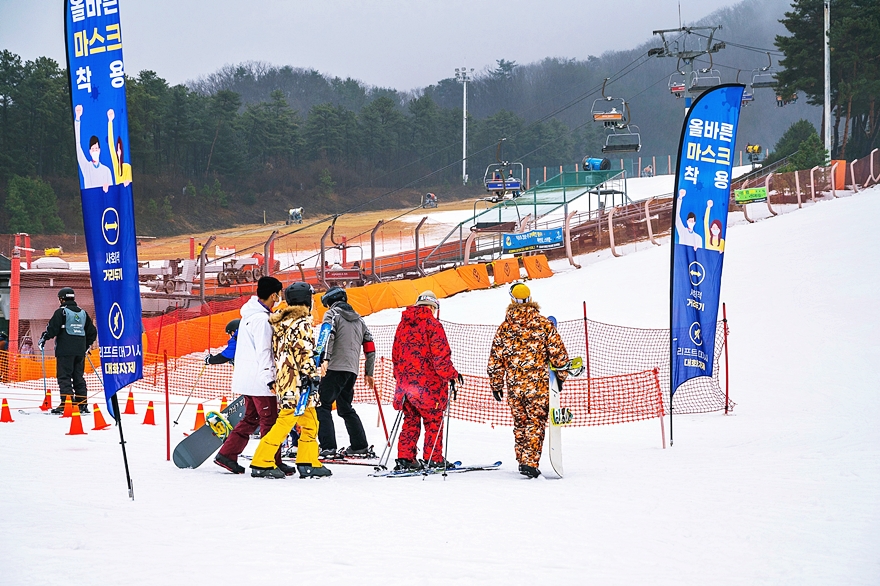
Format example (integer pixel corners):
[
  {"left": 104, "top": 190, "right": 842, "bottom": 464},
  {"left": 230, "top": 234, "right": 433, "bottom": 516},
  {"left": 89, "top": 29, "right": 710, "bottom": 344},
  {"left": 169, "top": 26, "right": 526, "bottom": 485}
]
[
  {"left": 173, "top": 395, "right": 246, "bottom": 469},
  {"left": 547, "top": 316, "right": 564, "bottom": 478}
]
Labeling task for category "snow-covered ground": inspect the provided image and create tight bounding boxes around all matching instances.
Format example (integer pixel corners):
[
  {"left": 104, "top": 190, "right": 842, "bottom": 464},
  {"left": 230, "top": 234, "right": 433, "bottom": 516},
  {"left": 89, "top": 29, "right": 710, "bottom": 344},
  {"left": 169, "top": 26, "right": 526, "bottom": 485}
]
[{"left": 2, "top": 186, "right": 878, "bottom": 585}]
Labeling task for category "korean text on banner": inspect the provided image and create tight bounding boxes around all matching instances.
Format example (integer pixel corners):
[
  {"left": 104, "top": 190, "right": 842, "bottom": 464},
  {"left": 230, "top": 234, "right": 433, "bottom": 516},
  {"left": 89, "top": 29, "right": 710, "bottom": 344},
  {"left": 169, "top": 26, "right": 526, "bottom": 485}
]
[
  {"left": 502, "top": 229, "right": 564, "bottom": 254},
  {"left": 65, "top": 0, "right": 144, "bottom": 416},
  {"left": 670, "top": 84, "right": 744, "bottom": 395}
]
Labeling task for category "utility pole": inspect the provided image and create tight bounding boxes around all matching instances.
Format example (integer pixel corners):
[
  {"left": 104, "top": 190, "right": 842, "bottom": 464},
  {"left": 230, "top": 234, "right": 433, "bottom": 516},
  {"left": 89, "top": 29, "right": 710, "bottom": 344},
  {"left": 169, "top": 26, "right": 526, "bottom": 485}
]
[
  {"left": 649, "top": 26, "right": 726, "bottom": 115},
  {"left": 823, "top": 1, "right": 832, "bottom": 160},
  {"left": 454, "top": 67, "right": 474, "bottom": 185}
]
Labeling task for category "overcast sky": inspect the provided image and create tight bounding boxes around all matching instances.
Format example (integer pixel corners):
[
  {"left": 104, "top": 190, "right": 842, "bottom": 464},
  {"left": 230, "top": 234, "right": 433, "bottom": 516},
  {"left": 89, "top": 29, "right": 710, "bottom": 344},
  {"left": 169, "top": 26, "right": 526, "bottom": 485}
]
[{"left": 1, "top": 0, "right": 744, "bottom": 90}]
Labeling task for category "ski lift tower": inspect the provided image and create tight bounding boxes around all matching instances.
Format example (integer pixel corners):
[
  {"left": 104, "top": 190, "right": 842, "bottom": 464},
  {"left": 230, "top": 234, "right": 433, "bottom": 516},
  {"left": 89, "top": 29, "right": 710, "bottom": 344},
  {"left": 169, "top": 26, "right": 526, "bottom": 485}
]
[
  {"left": 455, "top": 67, "right": 474, "bottom": 185},
  {"left": 648, "top": 26, "right": 726, "bottom": 115}
]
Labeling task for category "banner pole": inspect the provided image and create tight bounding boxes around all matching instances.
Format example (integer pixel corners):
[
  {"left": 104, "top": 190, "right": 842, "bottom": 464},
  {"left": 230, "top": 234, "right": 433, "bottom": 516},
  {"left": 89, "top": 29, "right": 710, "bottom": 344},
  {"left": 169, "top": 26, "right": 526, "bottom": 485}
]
[
  {"left": 111, "top": 393, "right": 135, "bottom": 500},
  {"left": 723, "top": 302, "right": 730, "bottom": 415},
  {"left": 164, "top": 351, "right": 170, "bottom": 460}
]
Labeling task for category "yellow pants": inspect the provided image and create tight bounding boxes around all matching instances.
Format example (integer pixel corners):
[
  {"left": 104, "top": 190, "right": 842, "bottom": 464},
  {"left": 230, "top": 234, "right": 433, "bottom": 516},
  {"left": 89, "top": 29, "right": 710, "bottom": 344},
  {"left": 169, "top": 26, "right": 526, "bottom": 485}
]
[{"left": 251, "top": 407, "right": 323, "bottom": 469}]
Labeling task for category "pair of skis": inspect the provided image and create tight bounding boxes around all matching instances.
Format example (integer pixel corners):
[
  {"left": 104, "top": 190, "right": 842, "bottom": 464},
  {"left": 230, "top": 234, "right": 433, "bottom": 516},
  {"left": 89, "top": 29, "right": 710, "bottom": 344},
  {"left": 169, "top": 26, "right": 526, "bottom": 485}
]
[{"left": 369, "top": 461, "right": 503, "bottom": 478}]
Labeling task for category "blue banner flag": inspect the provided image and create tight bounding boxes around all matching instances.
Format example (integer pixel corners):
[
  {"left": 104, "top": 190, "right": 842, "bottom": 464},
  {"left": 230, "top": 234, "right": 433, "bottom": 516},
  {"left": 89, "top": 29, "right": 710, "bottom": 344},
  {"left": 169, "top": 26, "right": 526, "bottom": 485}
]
[
  {"left": 65, "top": 0, "right": 143, "bottom": 416},
  {"left": 670, "top": 84, "right": 744, "bottom": 395},
  {"left": 502, "top": 228, "right": 564, "bottom": 254}
]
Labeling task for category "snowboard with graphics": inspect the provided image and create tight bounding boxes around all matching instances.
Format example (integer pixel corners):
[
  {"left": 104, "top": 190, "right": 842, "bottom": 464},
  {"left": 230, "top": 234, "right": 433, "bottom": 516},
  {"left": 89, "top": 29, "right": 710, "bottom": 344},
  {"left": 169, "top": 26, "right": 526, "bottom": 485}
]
[{"left": 172, "top": 395, "right": 246, "bottom": 469}]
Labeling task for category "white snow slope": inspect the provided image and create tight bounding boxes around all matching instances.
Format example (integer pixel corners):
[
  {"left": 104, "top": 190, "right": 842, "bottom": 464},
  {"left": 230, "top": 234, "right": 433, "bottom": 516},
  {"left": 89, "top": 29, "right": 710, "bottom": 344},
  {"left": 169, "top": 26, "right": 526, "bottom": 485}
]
[{"left": 2, "top": 188, "right": 879, "bottom": 585}]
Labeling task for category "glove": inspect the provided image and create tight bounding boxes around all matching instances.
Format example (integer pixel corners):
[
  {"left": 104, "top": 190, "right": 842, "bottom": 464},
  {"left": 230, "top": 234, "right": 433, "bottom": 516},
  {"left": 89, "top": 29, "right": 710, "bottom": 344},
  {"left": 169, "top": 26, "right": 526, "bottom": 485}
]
[
  {"left": 38, "top": 335, "right": 46, "bottom": 351},
  {"left": 456, "top": 373, "right": 464, "bottom": 386},
  {"left": 204, "top": 354, "right": 212, "bottom": 365},
  {"left": 492, "top": 389, "right": 503, "bottom": 402}
]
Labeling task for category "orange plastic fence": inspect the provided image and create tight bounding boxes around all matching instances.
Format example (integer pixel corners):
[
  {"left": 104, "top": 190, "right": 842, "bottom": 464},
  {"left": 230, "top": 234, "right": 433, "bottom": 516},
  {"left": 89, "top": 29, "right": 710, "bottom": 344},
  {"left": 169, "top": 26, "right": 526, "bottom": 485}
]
[
  {"left": 456, "top": 264, "right": 491, "bottom": 290},
  {"left": 522, "top": 255, "right": 553, "bottom": 279},
  {"left": 492, "top": 258, "right": 521, "bottom": 285}
]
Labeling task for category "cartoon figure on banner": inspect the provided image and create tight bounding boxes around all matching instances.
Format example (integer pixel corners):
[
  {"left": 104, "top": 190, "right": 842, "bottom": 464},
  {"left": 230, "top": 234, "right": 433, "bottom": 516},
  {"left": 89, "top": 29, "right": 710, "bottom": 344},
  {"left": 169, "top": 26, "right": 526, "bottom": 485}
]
[
  {"left": 74, "top": 104, "right": 112, "bottom": 192},
  {"left": 675, "top": 189, "right": 703, "bottom": 251},
  {"left": 107, "top": 109, "right": 132, "bottom": 187},
  {"left": 704, "top": 199, "right": 725, "bottom": 253}
]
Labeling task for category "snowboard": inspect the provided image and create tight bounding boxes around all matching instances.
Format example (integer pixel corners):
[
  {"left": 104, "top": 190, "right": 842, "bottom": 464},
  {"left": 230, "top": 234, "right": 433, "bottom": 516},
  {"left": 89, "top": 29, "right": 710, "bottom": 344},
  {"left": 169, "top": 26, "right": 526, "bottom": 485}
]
[
  {"left": 547, "top": 316, "right": 564, "bottom": 478},
  {"left": 314, "top": 322, "right": 332, "bottom": 367},
  {"left": 172, "top": 395, "right": 246, "bottom": 469}
]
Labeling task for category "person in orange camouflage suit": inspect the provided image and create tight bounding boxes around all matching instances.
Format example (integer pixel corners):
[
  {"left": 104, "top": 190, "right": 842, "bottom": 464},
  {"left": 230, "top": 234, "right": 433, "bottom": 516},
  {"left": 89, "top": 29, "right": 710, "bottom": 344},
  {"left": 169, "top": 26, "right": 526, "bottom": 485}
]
[{"left": 487, "top": 283, "right": 569, "bottom": 479}]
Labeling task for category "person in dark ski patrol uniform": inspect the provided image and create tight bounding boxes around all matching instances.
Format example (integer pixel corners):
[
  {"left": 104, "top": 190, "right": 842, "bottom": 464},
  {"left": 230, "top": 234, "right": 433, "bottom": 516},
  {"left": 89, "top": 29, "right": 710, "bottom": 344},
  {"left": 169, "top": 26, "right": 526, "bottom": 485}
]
[
  {"left": 316, "top": 287, "right": 376, "bottom": 457},
  {"left": 391, "top": 291, "right": 462, "bottom": 470},
  {"left": 487, "top": 283, "right": 569, "bottom": 479},
  {"left": 40, "top": 287, "right": 98, "bottom": 414}
]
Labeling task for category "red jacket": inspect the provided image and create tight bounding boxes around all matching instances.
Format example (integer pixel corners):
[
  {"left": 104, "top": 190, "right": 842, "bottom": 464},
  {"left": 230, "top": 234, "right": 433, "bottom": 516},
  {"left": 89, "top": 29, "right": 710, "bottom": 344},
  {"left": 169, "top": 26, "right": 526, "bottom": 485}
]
[{"left": 391, "top": 305, "right": 458, "bottom": 412}]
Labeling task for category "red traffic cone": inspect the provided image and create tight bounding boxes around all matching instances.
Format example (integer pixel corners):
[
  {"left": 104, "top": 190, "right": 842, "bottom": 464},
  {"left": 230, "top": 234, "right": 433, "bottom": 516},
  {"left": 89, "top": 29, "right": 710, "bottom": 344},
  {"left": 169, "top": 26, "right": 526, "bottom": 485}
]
[
  {"left": 219, "top": 396, "right": 228, "bottom": 411},
  {"left": 65, "top": 409, "right": 87, "bottom": 435},
  {"left": 92, "top": 403, "right": 112, "bottom": 430},
  {"left": 61, "top": 396, "right": 73, "bottom": 418},
  {"left": 39, "top": 389, "right": 52, "bottom": 412},
  {"left": 123, "top": 391, "right": 136, "bottom": 415},
  {"left": 142, "top": 401, "right": 156, "bottom": 425},
  {"left": 192, "top": 403, "right": 206, "bottom": 430},
  {"left": 0, "top": 399, "right": 13, "bottom": 423}
]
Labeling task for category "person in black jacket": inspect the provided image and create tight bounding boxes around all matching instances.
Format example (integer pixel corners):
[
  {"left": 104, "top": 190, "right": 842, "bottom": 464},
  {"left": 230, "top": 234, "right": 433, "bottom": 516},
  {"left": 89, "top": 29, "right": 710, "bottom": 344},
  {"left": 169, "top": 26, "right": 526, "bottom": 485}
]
[{"left": 40, "top": 288, "right": 98, "bottom": 414}]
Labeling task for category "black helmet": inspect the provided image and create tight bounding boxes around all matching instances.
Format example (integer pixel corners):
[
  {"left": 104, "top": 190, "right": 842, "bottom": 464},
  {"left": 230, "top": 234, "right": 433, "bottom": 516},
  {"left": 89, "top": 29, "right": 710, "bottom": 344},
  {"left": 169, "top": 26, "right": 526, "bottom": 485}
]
[
  {"left": 321, "top": 286, "right": 346, "bottom": 308},
  {"left": 285, "top": 282, "right": 314, "bottom": 307},
  {"left": 225, "top": 319, "right": 240, "bottom": 336},
  {"left": 58, "top": 287, "right": 75, "bottom": 301}
]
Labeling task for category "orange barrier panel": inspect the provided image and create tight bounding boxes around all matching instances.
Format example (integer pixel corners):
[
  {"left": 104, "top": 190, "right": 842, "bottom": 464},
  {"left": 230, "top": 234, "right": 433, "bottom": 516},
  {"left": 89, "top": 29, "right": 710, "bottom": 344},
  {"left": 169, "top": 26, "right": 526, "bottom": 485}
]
[
  {"left": 312, "top": 293, "right": 327, "bottom": 323},
  {"left": 388, "top": 280, "right": 420, "bottom": 308},
  {"left": 345, "top": 287, "right": 373, "bottom": 317},
  {"left": 432, "top": 268, "right": 470, "bottom": 297},
  {"left": 409, "top": 275, "right": 445, "bottom": 299},
  {"left": 363, "top": 283, "right": 397, "bottom": 313},
  {"left": 522, "top": 254, "right": 554, "bottom": 280},
  {"left": 456, "top": 264, "right": 491, "bottom": 290},
  {"left": 492, "top": 258, "right": 521, "bottom": 285}
]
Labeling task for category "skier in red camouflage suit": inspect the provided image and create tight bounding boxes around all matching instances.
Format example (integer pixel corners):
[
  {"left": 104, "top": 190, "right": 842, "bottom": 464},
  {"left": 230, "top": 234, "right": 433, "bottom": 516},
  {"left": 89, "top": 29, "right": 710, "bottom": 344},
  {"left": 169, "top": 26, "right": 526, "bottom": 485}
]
[{"left": 392, "top": 291, "right": 461, "bottom": 470}]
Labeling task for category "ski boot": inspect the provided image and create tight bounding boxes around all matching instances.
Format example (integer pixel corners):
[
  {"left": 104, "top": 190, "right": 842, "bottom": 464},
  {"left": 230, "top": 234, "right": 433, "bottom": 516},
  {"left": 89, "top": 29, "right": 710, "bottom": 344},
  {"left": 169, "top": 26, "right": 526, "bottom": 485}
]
[
  {"left": 214, "top": 454, "right": 245, "bottom": 474},
  {"left": 250, "top": 466, "right": 285, "bottom": 479},
  {"left": 394, "top": 458, "right": 422, "bottom": 471},
  {"left": 77, "top": 404, "right": 90, "bottom": 414},
  {"left": 277, "top": 462, "right": 297, "bottom": 477},
  {"left": 319, "top": 448, "right": 342, "bottom": 460},
  {"left": 297, "top": 464, "right": 332, "bottom": 478},
  {"left": 341, "top": 445, "right": 374, "bottom": 458},
  {"left": 518, "top": 464, "right": 541, "bottom": 479}
]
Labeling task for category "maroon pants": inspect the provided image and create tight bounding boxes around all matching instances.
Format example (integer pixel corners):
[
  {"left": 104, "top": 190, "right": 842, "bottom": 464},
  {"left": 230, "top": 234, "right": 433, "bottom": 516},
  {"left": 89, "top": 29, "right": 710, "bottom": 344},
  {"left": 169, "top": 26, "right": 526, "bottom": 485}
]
[
  {"left": 218, "top": 396, "right": 282, "bottom": 466},
  {"left": 397, "top": 399, "right": 445, "bottom": 463}
]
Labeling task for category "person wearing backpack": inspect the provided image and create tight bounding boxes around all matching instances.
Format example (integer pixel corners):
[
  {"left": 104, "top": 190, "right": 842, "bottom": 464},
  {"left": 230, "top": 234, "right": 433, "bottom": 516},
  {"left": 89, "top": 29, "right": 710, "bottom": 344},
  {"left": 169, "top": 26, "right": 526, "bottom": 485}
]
[{"left": 39, "top": 288, "right": 98, "bottom": 414}]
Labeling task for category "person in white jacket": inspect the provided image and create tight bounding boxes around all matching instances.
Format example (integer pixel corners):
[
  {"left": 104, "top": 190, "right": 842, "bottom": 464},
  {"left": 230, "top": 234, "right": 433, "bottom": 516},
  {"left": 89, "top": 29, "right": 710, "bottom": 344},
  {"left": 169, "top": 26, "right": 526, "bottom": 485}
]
[{"left": 214, "top": 276, "right": 289, "bottom": 476}]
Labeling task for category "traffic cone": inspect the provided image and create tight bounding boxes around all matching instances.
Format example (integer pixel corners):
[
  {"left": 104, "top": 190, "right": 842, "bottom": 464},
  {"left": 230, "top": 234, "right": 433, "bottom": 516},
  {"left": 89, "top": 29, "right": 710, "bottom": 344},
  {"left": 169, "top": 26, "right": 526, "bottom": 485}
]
[
  {"left": 39, "top": 389, "right": 52, "bottom": 412},
  {"left": 65, "top": 409, "right": 86, "bottom": 435},
  {"left": 219, "top": 396, "right": 228, "bottom": 411},
  {"left": 192, "top": 403, "right": 206, "bottom": 430},
  {"left": 92, "top": 403, "right": 112, "bottom": 430},
  {"left": 143, "top": 401, "right": 156, "bottom": 425},
  {"left": 61, "top": 396, "right": 73, "bottom": 418},
  {"left": 123, "top": 391, "right": 136, "bottom": 415},
  {"left": 0, "top": 399, "right": 13, "bottom": 423}
]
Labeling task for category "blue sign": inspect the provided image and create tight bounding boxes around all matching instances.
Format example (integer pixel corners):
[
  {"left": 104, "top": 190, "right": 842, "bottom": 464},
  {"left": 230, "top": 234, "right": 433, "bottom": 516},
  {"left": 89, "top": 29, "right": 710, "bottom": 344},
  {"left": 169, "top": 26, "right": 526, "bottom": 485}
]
[
  {"left": 670, "top": 84, "right": 745, "bottom": 395},
  {"left": 502, "top": 229, "right": 564, "bottom": 254},
  {"left": 65, "top": 0, "right": 143, "bottom": 416}
]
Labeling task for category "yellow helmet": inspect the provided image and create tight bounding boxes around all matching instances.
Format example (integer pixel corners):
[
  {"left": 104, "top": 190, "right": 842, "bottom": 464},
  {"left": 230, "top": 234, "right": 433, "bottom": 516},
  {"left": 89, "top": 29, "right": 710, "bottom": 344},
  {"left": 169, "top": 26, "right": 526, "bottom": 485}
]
[{"left": 509, "top": 283, "right": 531, "bottom": 303}]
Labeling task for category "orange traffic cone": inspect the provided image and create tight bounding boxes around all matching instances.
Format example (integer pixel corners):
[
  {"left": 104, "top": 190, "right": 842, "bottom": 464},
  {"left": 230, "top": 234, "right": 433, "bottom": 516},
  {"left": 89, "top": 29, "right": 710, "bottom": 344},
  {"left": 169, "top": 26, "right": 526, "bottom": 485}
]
[
  {"left": 61, "top": 396, "right": 73, "bottom": 418},
  {"left": 65, "top": 409, "right": 86, "bottom": 435},
  {"left": 192, "top": 403, "right": 206, "bottom": 430},
  {"left": 92, "top": 403, "right": 112, "bottom": 430},
  {"left": 143, "top": 401, "right": 156, "bottom": 425},
  {"left": 219, "top": 396, "right": 228, "bottom": 411},
  {"left": 39, "top": 389, "right": 52, "bottom": 412},
  {"left": 0, "top": 399, "right": 13, "bottom": 423},
  {"left": 123, "top": 391, "right": 136, "bottom": 415}
]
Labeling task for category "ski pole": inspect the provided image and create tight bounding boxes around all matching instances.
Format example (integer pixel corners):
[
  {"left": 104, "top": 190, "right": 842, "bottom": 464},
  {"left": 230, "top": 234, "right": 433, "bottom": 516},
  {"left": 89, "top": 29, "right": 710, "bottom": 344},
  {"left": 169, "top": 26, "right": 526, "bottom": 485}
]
[
  {"left": 377, "top": 396, "right": 405, "bottom": 470},
  {"left": 371, "top": 383, "right": 389, "bottom": 443},
  {"left": 442, "top": 380, "right": 456, "bottom": 479},
  {"left": 40, "top": 344, "right": 49, "bottom": 406},
  {"left": 425, "top": 380, "right": 455, "bottom": 474},
  {"left": 173, "top": 362, "right": 208, "bottom": 426}
]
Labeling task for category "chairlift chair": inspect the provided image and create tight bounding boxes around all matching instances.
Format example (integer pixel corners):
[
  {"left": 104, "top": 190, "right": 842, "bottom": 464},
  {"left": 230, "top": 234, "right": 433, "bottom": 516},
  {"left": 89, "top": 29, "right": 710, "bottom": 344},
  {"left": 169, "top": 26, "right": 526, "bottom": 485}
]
[
  {"left": 689, "top": 68, "right": 722, "bottom": 94},
  {"left": 591, "top": 97, "right": 627, "bottom": 126},
  {"left": 602, "top": 126, "right": 641, "bottom": 154},
  {"left": 751, "top": 53, "right": 779, "bottom": 90},
  {"left": 483, "top": 162, "right": 524, "bottom": 201},
  {"left": 741, "top": 91, "right": 754, "bottom": 106},
  {"left": 668, "top": 73, "right": 687, "bottom": 98}
]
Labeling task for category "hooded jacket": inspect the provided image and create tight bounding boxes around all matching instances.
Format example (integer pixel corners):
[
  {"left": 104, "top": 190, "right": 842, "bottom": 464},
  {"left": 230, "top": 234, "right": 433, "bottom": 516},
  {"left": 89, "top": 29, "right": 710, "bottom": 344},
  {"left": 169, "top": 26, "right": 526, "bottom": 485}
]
[
  {"left": 230, "top": 296, "right": 276, "bottom": 397},
  {"left": 487, "top": 302, "right": 569, "bottom": 396},
  {"left": 269, "top": 304, "right": 318, "bottom": 410},
  {"left": 391, "top": 305, "right": 458, "bottom": 411},
  {"left": 322, "top": 301, "right": 375, "bottom": 376}
]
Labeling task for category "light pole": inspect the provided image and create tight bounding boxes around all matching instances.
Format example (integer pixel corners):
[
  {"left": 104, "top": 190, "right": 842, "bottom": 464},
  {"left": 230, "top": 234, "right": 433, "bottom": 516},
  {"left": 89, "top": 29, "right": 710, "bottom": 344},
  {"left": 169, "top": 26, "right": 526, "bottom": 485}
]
[
  {"left": 823, "top": 1, "right": 832, "bottom": 161},
  {"left": 455, "top": 67, "right": 474, "bottom": 185}
]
